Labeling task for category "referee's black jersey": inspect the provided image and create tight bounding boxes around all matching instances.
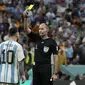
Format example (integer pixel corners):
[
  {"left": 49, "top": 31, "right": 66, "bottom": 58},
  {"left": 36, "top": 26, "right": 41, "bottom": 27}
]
[{"left": 28, "top": 32, "right": 58, "bottom": 64}]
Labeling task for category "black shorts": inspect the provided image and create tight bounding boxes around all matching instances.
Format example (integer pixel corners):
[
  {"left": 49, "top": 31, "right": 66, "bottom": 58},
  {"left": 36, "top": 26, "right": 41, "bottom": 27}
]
[{"left": 33, "top": 63, "right": 53, "bottom": 85}]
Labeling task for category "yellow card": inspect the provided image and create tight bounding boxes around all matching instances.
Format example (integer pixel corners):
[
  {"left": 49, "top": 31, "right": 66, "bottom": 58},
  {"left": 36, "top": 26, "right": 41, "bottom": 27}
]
[
  {"left": 25, "top": 4, "right": 34, "bottom": 11},
  {"left": 24, "top": 4, "right": 34, "bottom": 16},
  {"left": 28, "top": 4, "right": 34, "bottom": 10}
]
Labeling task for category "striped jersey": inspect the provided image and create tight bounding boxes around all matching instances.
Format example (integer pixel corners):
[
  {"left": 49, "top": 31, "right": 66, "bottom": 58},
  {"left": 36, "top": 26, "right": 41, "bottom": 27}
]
[{"left": 0, "top": 40, "right": 25, "bottom": 84}]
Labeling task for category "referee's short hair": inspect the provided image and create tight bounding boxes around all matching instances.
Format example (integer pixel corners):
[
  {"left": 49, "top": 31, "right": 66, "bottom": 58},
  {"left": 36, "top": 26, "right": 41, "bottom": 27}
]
[{"left": 9, "top": 27, "right": 18, "bottom": 36}]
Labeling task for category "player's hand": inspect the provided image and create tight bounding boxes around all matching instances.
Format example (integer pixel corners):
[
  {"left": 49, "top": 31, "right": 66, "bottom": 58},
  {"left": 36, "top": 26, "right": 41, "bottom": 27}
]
[
  {"left": 50, "top": 74, "right": 59, "bottom": 81},
  {"left": 21, "top": 73, "right": 26, "bottom": 83}
]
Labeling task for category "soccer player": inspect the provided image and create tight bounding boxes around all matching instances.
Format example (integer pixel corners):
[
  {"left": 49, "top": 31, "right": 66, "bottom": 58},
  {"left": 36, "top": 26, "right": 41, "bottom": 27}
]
[
  {"left": 0, "top": 27, "right": 25, "bottom": 85},
  {"left": 24, "top": 21, "right": 59, "bottom": 85}
]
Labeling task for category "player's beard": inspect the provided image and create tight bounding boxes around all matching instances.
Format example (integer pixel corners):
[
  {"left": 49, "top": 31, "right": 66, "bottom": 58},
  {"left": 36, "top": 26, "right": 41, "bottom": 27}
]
[
  {"left": 16, "top": 36, "right": 19, "bottom": 42},
  {"left": 17, "top": 38, "right": 19, "bottom": 42}
]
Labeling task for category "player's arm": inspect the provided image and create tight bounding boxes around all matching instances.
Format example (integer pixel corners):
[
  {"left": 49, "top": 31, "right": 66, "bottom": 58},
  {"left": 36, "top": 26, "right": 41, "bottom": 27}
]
[
  {"left": 19, "top": 59, "right": 25, "bottom": 76},
  {"left": 17, "top": 44, "right": 26, "bottom": 82},
  {"left": 19, "top": 59, "right": 27, "bottom": 83}
]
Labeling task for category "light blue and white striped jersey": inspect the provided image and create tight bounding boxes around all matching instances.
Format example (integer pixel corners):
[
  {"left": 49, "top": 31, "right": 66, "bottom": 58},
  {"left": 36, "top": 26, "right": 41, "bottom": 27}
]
[{"left": 0, "top": 40, "right": 25, "bottom": 84}]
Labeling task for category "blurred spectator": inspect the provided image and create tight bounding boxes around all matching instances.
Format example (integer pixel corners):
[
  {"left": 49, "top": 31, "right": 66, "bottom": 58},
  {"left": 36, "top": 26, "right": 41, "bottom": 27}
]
[
  {"left": 77, "top": 37, "right": 85, "bottom": 64},
  {"left": 46, "top": 8, "right": 56, "bottom": 21},
  {"left": 65, "top": 40, "right": 74, "bottom": 64},
  {"left": 58, "top": 45, "right": 67, "bottom": 66},
  {"left": 43, "top": 0, "right": 56, "bottom": 8},
  {"left": 37, "top": 1, "right": 46, "bottom": 14}
]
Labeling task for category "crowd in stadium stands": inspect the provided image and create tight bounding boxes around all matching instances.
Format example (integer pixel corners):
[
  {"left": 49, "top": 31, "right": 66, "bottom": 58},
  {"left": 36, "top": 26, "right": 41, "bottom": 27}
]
[{"left": 0, "top": 0, "right": 85, "bottom": 82}]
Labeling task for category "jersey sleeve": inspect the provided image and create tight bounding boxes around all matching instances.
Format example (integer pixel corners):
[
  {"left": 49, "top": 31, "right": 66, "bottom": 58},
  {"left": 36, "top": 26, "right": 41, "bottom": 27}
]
[
  {"left": 27, "top": 31, "right": 41, "bottom": 42},
  {"left": 17, "top": 44, "right": 25, "bottom": 62},
  {"left": 51, "top": 40, "right": 58, "bottom": 55}
]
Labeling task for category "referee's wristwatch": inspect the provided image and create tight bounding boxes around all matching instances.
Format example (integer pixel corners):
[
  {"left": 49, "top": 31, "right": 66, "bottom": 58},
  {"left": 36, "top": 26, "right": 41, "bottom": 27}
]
[{"left": 54, "top": 72, "right": 59, "bottom": 75}]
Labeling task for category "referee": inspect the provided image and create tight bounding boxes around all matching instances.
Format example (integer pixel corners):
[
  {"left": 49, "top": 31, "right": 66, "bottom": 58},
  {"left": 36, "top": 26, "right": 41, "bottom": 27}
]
[{"left": 25, "top": 22, "right": 59, "bottom": 85}]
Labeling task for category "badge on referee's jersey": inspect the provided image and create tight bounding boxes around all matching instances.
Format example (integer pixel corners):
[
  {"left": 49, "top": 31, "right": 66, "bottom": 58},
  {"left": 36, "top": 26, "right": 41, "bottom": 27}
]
[
  {"left": 56, "top": 46, "right": 58, "bottom": 51},
  {"left": 43, "top": 46, "right": 49, "bottom": 53}
]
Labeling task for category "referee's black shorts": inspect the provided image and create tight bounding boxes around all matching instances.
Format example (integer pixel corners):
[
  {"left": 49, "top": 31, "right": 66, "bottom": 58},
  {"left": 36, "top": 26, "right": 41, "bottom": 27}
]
[{"left": 33, "top": 63, "right": 53, "bottom": 85}]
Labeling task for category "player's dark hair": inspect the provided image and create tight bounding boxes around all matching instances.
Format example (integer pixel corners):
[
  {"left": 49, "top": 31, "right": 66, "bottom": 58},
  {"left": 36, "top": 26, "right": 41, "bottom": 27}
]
[{"left": 9, "top": 27, "right": 18, "bottom": 36}]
